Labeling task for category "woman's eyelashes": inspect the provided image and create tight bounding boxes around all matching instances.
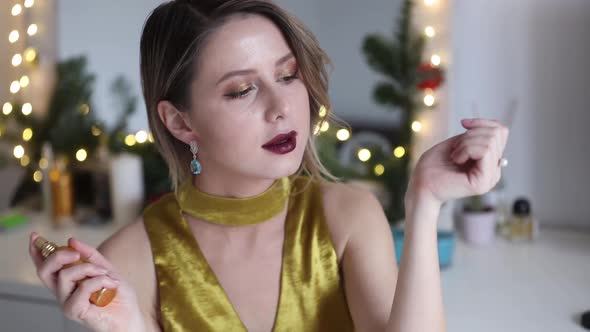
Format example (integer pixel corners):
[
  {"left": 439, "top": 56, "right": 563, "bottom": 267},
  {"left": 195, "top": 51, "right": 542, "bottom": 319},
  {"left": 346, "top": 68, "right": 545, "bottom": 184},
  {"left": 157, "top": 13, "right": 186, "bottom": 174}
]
[{"left": 223, "top": 69, "right": 299, "bottom": 100}]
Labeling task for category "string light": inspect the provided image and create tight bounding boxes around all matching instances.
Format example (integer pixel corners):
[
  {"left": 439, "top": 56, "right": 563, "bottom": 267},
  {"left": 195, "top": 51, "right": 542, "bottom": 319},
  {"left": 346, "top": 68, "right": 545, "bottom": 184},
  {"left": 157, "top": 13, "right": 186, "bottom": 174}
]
[
  {"left": 33, "top": 171, "right": 43, "bottom": 183},
  {"left": 124, "top": 134, "right": 137, "bottom": 146},
  {"left": 9, "top": 30, "right": 19, "bottom": 43},
  {"left": 320, "top": 121, "right": 330, "bottom": 132},
  {"left": 11, "top": 4, "right": 23, "bottom": 16},
  {"left": 336, "top": 128, "right": 350, "bottom": 141},
  {"left": 313, "top": 124, "right": 321, "bottom": 135},
  {"left": 2, "top": 103, "right": 13, "bottom": 115},
  {"left": 431, "top": 54, "right": 441, "bottom": 66},
  {"left": 424, "top": 0, "right": 437, "bottom": 6},
  {"left": 39, "top": 158, "right": 48, "bottom": 169},
  {"left": 22, "top": 128, "right": 33, "bottom": 141},
  {"left": 393, "top": 146, "right": 406, "bottom": 158},
  {"left": 27, "top": 24, "right": 38, "bottom": 36},
  {"left": 24, "top": 48, "right": 37, "bottom": 62},
  {"left": 135, "top": 130, "right": 147, "bottom": 143},
  {"left": 424, "top": 26, "right": 436, "bottom": 38},
  {"left": 424, "top": 94, "right": 435, "bottom": 106},
  {"left": 148, "top": 132, "right": 154, "bottom": 143},
  {"left": 12, "top": 54, "right": 23, "bottom": 67},
  {"left": 13, "top": 145, "right": 25, "bottom": 159},
  {"left": 318, "top": 105, "right": 327, "bottom": 118},
  {"left": 357, "top": 148, "right": 371, "bottom": 162},
  {"left": 20, "top": 75, "right": 30, "bottom": 88},
  {"left": 91, "top": 125, "right": 102, "bottom": 137},
  {"left": 24, "top": 0, "right": 35, "bottom": 8},
  {"left": 374, "top": 164, "right": 385, "bottom": 176},
  {"left": 79, "top": 104, "right": 90, "bottom": 115},
  {"left": 22, "top": 103, "right": 33, "bottom": 115},
  {"left": 76, "top": 149, "right": 88, "bottom": 162},
  {"left": 20, "top": 155, "right": 30, "bottom": 167},
  {"left": 411, "top": 121, "right": 422, "bottom": 132},
  {"left": 10, "top": 81, "right": 21, "bottom": 94}
]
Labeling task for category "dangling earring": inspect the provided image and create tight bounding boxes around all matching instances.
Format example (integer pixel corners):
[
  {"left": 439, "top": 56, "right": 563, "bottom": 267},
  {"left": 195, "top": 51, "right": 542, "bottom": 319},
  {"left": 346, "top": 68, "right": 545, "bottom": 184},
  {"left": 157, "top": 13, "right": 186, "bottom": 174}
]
[{"left": 189, "top": 140, "right": 202, "bottom": 175}]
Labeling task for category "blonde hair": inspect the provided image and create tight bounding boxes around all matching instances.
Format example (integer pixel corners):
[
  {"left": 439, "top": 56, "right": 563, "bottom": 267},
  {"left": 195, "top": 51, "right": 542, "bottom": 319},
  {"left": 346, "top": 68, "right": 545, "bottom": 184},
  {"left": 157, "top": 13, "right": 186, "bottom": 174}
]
[{"left": 140, "top": 0, "right": 345, "bottom": 192}]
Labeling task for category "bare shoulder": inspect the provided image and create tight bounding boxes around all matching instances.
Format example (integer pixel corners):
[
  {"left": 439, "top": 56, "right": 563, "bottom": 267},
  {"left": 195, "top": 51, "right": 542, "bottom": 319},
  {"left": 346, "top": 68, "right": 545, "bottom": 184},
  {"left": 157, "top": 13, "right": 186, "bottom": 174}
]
[
  {"left": 319, "top": 180, "right": 386, "bottom": 261},
  {"left": 97, "top": 217, "right": 159, "bottom": 325}
]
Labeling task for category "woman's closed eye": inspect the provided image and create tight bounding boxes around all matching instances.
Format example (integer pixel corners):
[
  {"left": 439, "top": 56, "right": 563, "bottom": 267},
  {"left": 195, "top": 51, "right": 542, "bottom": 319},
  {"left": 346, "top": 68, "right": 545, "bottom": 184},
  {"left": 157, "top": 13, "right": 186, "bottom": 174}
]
[{"left": 225, "top": 86, "right": 255, "bottom": 99}]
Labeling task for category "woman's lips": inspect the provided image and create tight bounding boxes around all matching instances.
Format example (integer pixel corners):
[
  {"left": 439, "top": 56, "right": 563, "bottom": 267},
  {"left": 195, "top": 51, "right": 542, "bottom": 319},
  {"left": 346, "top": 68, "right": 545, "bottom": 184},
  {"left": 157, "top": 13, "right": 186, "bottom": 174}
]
[{"left": 262, "top": 130, "right": 297, "bottom": 154}]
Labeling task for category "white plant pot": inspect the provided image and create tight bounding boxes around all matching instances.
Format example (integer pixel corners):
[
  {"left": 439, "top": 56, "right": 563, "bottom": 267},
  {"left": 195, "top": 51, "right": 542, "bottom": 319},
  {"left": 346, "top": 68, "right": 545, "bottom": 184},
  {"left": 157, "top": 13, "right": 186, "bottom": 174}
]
[{"left": 460, "top": 210, "right": 497, "bottom": 246}]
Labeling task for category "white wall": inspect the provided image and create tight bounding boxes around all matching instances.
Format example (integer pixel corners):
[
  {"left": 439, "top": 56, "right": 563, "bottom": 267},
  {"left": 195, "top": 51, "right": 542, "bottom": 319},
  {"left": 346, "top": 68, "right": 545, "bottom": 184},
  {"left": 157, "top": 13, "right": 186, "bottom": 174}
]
[{"left": 450, "top": 0, "right": 590, "bottom": 227}]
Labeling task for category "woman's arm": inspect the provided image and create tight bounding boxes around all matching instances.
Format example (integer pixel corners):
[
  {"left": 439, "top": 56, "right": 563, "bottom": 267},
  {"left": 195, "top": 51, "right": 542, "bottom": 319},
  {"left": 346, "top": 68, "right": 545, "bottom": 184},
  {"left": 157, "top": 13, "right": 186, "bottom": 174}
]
[{"left": 386, "top": 183, "right": 445, "bottom": 332}]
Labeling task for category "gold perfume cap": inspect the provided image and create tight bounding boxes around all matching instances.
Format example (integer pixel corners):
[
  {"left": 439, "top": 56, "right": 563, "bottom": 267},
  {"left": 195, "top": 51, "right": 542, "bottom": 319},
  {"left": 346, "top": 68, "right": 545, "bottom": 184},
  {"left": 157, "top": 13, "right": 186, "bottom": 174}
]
[{"left": 33, "top": 236, "right": 58, "bottom": 258}]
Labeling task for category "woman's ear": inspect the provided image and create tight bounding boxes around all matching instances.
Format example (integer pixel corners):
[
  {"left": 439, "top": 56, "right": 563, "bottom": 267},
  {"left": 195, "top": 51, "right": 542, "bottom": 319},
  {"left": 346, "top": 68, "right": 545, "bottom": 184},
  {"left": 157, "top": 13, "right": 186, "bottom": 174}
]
[{"left": 157, "top": 100, "right": 197, "bottom": 144}]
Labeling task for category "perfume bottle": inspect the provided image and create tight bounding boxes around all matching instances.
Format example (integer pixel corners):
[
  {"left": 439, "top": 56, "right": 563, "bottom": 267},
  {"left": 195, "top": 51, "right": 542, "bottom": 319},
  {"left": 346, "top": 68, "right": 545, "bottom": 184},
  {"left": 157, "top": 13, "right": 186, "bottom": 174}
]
[
  {"left": 33, "top": 235, "right": 117, "bottom": 307},
  {"left": 49, "top": 156, "right": 75, "bottom": 227},
  {"left": 509, "top": 197, "right": 537, "bottom": 241}
]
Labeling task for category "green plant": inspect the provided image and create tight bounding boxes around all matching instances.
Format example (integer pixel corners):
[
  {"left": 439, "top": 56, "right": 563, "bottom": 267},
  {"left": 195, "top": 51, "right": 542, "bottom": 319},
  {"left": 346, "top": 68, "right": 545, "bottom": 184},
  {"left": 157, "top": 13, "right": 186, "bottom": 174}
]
[{"left": 462, "top": 195, "right": 494, "bottom": 213}]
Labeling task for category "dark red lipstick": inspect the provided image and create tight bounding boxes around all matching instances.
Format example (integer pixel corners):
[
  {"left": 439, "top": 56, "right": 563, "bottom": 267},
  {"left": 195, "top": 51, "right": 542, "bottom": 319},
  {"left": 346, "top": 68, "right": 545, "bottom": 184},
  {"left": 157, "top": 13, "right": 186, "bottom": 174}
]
[{"left": 262, "top": 130, "right": 297, "bottom": 154}]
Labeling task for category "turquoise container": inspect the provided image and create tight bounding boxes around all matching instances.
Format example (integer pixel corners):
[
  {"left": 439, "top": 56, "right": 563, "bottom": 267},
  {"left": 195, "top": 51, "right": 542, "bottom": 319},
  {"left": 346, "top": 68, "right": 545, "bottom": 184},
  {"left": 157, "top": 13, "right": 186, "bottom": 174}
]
[{"left": 391, "top": 227, "right": 455, "bottom": 268}]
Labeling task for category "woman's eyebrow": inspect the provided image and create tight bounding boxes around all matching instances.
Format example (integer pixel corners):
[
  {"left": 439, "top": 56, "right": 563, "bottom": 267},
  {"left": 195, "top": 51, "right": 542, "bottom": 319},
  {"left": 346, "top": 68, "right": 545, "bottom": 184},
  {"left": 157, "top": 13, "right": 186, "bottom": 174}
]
[{"left": 215, "top": 52, "right": 294, "bottom": 86}]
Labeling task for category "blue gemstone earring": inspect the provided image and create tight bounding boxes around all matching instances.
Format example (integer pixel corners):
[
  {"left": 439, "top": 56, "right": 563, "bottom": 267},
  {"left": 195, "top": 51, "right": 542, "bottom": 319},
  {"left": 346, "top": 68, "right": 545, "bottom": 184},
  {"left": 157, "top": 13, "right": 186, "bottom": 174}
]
[{"left": 189, "top": 140, "right": 201, "bottom": 175}]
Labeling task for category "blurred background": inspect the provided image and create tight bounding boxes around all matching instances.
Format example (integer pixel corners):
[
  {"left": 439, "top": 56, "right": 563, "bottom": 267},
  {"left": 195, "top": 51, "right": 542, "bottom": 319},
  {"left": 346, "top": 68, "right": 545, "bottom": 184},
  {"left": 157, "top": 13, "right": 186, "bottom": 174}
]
[{"left": 1, "top": 0, "right": 589, "bottom": 331}]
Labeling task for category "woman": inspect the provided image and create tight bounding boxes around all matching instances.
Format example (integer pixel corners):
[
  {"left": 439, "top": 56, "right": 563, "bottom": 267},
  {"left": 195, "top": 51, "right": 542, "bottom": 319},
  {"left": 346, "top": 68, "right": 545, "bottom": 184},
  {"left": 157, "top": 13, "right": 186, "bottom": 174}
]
[{"left": 28, "top": 1, "right": 509, "bottom": 331}]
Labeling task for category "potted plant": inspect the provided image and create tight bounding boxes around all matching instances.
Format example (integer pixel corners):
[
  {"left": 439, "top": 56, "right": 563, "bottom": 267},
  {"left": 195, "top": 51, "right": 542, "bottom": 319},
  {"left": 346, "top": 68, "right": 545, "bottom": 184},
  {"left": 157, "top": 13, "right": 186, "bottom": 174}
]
[{"left": 459, "top": 194, "right": 497, "bottom": 246}]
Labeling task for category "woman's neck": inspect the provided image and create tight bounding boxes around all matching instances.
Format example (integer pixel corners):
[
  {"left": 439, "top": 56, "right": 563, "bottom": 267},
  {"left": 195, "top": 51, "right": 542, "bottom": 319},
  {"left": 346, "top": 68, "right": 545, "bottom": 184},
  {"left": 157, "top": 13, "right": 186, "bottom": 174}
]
[{"left": 192, "top": 172, "right": 278, "bottom": 199}]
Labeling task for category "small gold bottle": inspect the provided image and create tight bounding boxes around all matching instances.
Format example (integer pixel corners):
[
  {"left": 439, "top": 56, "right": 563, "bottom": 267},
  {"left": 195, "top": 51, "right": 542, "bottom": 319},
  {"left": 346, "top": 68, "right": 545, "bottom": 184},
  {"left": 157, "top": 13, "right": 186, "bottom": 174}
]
[
  {"left": 509, "top": 198, "right": 533, "bottom": 241},
  {"left": 34, "top": 236, "right": 117, "bottom": 307}
]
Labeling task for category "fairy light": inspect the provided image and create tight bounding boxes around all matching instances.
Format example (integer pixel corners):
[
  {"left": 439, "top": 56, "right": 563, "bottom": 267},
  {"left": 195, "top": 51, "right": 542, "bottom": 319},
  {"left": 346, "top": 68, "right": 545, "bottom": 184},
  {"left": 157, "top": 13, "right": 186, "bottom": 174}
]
[
  {"left": 393, "top": 146, "right": 406, "bottom": 158},
  {"left": 125, "top": 134, "right": 137, "bottom": 146},
  {"left": 22, "top": 128, "right": 33, "bottom": 141},
  {"left": 27, "top": 24, "right": 38, "bottom": 36},
  {"left": 424, "top": 26, "right": 436, "bottom": 38},
  {"left": 9, "top": 30, "right": 19, "bottom": 43},
  {"left": 2, "top": 103, "right": 13, "bottom": 115},
  {"left": 79, "top": 104, "right": 90, "bottom": 115},
  {"left": 431, "top": 54, "right": 441, "bottom": 66},
  {"left": 357, "top": 148, "right": 371, "bottom": 162},
  {"left": 148, "top": 132, "right": 154, "bottom": 143},
  {"left": 33, "top": 171, "right": 43, "bottom": 183},
  {"left": 24, "top": 0, "right": 35, "bottom": 8},
  {"left": 91, "top": 125, "right": 102, "bottom": 137},
  {"left": 10, "top": 81, "right": 21, "bottom": 94},
  {"left": 424, "top": 94, "right": 435, "bottom": 106},
  {"left": 76, "top": 149, "right": 88, "bottom": 162},
  {"left": 320, "top": 121, "right": 330, "bottom": 132},
  {"left": 20, "top": 155, "right": 30, "bottom": 167},
  {"left": 135, "top": 130, "right": 148, "bottom": 143},
  {"left": 11, "top": 4, "right": 23, "bottom": 16},
  {"left": 424, "top": 0, "right": 437, "bottom": 6},
  {"left": 411, "top": 121, "right": 422, "bottom": 132},
  {"left": 318, "top": 105, "right": 327, "bottom": 118},
  {"left": 24, "top": 48, "right": 37, "bottom": 62},
  {"left": 313, "top": 124, "right": 321, "bottom": 135},
  {"left": 20, "top": 75, "right": 30, "bottom": 88},
  {"left": 13, "top": 145, "right": 25, "bottom": 159},
  {"left": 12, "top": 54, "right": 23, "bottom": 67},
  {"left": 336, "top": 128, "right": 350, "bottom": 141},
  {"left": 374, "top": 164, "right": 385, "bottom": 176},
  {"left": 22, "top": 103, "right": 33, "bottom": 115},
  {"left": 39, "top": 158, "right": 48, "bottom": 169}
]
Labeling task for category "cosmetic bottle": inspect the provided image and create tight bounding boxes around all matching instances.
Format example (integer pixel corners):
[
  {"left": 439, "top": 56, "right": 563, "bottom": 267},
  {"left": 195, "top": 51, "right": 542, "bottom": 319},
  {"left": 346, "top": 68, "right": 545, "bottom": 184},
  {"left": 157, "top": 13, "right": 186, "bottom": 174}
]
[{"left": 33, "top": 235, "right": 117, "bottom": 307}]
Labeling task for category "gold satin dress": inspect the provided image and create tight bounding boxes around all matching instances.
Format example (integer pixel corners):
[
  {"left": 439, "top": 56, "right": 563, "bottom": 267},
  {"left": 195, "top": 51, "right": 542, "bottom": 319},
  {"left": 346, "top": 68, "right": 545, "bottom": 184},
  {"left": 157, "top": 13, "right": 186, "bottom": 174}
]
[{"left": 142, "top": 175, "right": 355, "bottom": 331}]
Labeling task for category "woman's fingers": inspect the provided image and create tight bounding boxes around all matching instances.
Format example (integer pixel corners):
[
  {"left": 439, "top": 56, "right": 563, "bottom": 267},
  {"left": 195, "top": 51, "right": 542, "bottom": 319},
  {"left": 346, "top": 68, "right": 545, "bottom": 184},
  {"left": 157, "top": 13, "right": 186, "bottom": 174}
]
[
  {"left": 68, "top": 237, "right": 114, "bottom": 270},
  {"left": 62, "top": 275, "right": 119, "bottom": 322},
  {"left": 56, "top": 263, "right": 110, "bottom": 304},
  {"left": 36, "top": 247, "right": 81, "bottom": 294},
  {"left": 28, "top": 232, "right": 45, "bottom": 268},
  {"left": 451, "top": 143, "right": 489, "bottom": 164}
]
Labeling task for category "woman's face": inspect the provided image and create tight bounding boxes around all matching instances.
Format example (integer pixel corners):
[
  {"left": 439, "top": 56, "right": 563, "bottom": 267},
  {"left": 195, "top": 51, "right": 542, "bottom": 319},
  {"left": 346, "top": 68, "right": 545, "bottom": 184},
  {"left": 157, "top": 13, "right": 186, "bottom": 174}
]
[{"left": 186, "top": 14, "right": 310, "bottom": 181}]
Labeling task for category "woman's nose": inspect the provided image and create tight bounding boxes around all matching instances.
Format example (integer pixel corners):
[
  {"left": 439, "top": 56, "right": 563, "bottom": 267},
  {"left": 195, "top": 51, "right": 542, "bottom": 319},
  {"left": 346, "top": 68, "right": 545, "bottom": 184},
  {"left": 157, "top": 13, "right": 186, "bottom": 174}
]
[{"left": 264, "top": 90, "right": 288, "bottom": 123}]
